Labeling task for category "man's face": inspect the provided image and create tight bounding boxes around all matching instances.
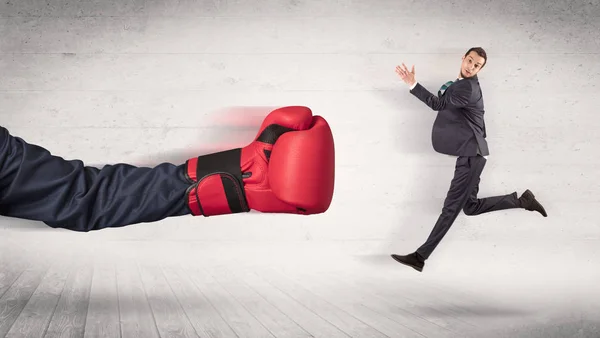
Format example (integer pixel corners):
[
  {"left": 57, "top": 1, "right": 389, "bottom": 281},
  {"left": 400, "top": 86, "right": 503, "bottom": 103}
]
[{"left": 460, "top": 51, "right": 485, "bottom": 78}]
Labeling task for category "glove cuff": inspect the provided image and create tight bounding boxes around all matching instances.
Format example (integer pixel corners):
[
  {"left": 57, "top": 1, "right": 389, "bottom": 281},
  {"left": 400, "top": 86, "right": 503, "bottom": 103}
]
[{"left": 185, "top": 148, "right": 250, "bottom": 217}]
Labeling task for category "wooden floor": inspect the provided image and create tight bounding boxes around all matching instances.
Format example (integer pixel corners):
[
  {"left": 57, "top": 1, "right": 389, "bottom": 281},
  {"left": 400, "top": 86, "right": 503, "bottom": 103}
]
[{"left": 2, "top": 239, "right": 599, "bottom": 338}]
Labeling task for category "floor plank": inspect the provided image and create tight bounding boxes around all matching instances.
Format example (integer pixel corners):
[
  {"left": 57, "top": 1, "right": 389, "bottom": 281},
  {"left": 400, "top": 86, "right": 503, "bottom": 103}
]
[
  {"left": 117, "top": 260, "right": 161, "bottom": 338},
  {"left": 4, "top": 259, "right": 70, "bottom": 338},
  {"left": 44, "top": 262, "right": 93, "bottom": 338},
  {"left": 272, "top": 267, "right": 448, "bottom": 338},
  {"left": 161, "top": 265, "right": 239, "bottom": 338},
  {"left": 137, "top": 263, "right": 199, "bottom": 338},
  {"left": 182, "top": 264, "right": 276, "bottom": 338},
  {"left": 83, "top": 260, "right": 121, "bottom": 338},
  {"left": 204, "top": 266, "right": 314, "bottom": 338},
  {"left": 0, "top": 263, "right": 51, "bottom": 337},
  {"left": 323, "top": 269, "right": 479, "bottom": 333},
  {"left": 250, "top": 267, "right": 389, "bottom": 338}
]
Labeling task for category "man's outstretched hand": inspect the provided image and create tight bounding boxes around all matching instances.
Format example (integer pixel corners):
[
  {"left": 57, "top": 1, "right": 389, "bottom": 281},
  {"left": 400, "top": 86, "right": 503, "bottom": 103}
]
[{"left": 395, "top": 63, "right": 416, "bottom": 87}]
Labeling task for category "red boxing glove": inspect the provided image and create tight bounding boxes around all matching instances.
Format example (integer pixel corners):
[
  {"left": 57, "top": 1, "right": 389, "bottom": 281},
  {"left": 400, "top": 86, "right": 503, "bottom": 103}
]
[{"left": 185, "top": 106, "right": 335, "bottom": 216}]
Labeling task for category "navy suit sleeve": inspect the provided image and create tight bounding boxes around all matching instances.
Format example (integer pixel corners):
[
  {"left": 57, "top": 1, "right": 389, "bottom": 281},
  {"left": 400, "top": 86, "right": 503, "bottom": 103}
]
[
  {"left": 0, "top": 126, "right": 191, "bottom": 231},
  {"left": 409, "top": 80, "right": 472, "bottom": 111}
]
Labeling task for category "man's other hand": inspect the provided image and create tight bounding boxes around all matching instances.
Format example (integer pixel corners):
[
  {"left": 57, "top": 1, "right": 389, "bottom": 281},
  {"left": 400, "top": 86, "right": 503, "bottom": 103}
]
[{"left": 395, "top": 63, "right": 416, "bottom": 87}]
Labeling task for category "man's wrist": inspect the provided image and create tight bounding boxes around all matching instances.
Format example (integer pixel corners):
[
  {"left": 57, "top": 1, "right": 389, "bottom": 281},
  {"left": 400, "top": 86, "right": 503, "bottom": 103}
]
[{"left": 409, "top": 80, "right": 418, "bottom": 90}]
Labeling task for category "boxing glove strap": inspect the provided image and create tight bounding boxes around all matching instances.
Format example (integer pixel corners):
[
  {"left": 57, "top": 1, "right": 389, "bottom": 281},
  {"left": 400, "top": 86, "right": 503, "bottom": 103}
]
[{"left": 185, "top": 148, "right": 249, "bottom": 217}]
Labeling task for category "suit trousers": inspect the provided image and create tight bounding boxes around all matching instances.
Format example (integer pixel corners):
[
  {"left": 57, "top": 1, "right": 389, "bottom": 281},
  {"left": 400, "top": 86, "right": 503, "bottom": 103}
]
[
  {"left": 416, "top": 155, "right": 521, "bottom": 259},
  {"left": 0, "top": 126, "right": 192, "bottom": 232}
]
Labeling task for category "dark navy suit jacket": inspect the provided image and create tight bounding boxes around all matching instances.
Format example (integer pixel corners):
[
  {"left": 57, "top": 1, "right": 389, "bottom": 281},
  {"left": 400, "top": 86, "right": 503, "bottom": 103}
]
[
  {"left": 409, "top": 75, "right": 489, "bottom": 157},
  {"left": 0, "top": 125, "right": 190, "bottom": 231}
]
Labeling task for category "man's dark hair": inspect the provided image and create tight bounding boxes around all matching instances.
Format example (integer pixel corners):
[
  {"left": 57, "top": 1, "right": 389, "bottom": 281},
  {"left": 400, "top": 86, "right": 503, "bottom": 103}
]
[{"left": 465, "top": 47, "right": 487, "bottom": 68}]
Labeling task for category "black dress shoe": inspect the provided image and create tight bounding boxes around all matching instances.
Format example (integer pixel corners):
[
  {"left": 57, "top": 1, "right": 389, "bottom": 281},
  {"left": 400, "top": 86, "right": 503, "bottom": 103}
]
[
  {"left": 391, "top": 252, "right": 425, "bottom": 272},
  {"left": 518, "top": 189, "right": 547, "bottom": 217}
]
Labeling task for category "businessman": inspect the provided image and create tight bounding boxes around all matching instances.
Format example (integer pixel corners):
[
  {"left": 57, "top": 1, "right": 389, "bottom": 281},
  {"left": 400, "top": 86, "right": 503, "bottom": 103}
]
[
  {"left": 0, "top": 106, "right": 335, "bottom": 232},
  {"left": 391, "top": 47, "right": 547, "bottom": 272}
]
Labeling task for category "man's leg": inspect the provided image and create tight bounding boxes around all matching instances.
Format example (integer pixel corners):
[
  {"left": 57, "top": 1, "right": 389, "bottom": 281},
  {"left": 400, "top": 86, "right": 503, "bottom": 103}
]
[
  {"left": 463, "top": 180, "right": 547, "bottom": 217},
  {"left": 391, "top": 155, "right": 486, "bottom": 271},
  {"left": 462, "top": 178, "right": 521, "bottom": 215},
  {"left": 415, "top": 155, "right": 487, "bottom": 259},
  {"left": 0, "top": 126, "right": 192, "bottom": 232}
]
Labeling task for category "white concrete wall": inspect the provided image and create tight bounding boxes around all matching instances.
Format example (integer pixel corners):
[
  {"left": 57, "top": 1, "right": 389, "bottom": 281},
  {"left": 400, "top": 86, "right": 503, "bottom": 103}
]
[{"left": 1, "top": 0, "right": 599, "bottom": 274}]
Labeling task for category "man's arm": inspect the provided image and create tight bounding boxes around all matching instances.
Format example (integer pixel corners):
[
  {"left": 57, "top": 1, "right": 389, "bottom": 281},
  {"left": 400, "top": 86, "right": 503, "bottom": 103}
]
[
  {"left": 395, "top": 63, "right": 472, "bottom": 111},
  {"left": 0, "top": 126, "right": 191, "bottom": 231},
  {"left": 409, "top": 80, "right": 472, "bottom": 111}
]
